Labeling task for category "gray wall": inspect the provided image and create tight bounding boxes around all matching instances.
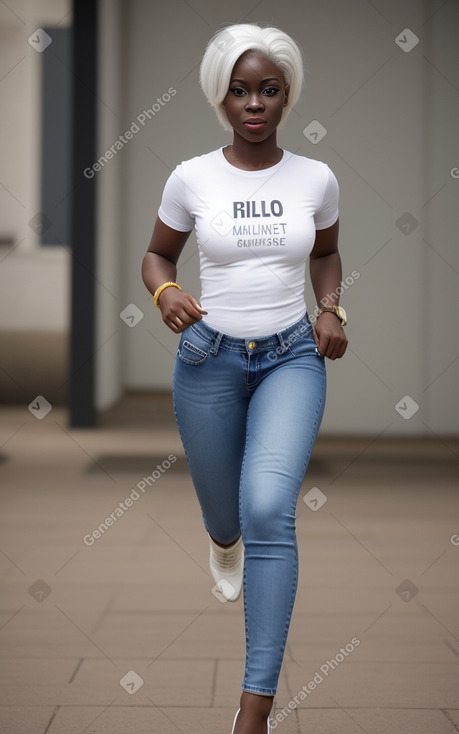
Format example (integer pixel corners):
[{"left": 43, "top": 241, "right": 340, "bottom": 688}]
[
  {"left": 0, "top": 1, "right": 72, "bottom": 404},
  {"left": 104, "top": 0, "right": 458, "bottom": 435}
]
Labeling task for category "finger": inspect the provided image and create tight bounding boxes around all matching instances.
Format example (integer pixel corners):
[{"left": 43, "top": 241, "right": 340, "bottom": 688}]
[
  {"left": 318, "top": 333, "right": 331, "bottom": 358},
  {"left": 193, "top": 301, "right": 208, "bottom": 314},
  {"left": 166, "top": 311, "right": 199, "bottom": 333},
  {"left": 189, "top": 297, "right": 208, "bottom": 315},
  {"left": 313, "top": 329, "right": 325, "bottom": 357},
  {"left": 166, "top": 306, "right": 195, "bottom": 327},
  {"left": 175, "top": 302, "right": 204, "bottom": 322},
  {"left": 329, "top": 338, "right": 344, "bottom": 360},
  {"left": 328, "top": 336, "right": 348, "bottom": 360},
  {"left": 170, "top": 316, "right": 182, "bottom": 331},
  {"left": 179, "top": 309, "right": 203, "bottom": 326}
]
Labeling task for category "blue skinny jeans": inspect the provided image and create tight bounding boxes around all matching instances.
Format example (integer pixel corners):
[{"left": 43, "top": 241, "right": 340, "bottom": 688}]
[{"left": 172, "top": 314, "right": 326, "bottom": 695}]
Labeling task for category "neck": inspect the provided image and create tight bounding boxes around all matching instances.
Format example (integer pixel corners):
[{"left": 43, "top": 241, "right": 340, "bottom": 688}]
[{"left": 226, "top": 131, "right": 282, "bottom": 170}]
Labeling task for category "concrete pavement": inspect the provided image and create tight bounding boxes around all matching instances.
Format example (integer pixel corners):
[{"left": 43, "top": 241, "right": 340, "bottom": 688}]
[{"left": 0, "top": 394, "right": 458, "bottom": 733}]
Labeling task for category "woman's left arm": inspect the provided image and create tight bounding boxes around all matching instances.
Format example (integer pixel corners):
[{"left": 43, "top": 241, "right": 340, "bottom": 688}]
[{"left": 309, "top": 219, "right": 348, "bottom": 360}]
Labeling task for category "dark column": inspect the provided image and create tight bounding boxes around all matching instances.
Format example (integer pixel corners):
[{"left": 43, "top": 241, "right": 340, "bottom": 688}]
[{"left": 70, "top": 0, "right": 98, "bottom": 426}]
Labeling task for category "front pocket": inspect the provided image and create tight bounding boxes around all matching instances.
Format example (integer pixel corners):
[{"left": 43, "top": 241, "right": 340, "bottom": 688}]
[
  {"left": 287, "top": 335, "right": 318, "bottom": 359},
  {"left": 177, "top": 338, "right": 209, "bottom": 365}
]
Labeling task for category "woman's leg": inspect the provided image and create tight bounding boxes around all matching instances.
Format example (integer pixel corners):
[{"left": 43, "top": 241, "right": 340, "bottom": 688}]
[
  {"left": 240, "top": 351, "right": 326, "bottom": 696},
  {"left": 172, "top": 327, "right": 249, "bottom": 545}
]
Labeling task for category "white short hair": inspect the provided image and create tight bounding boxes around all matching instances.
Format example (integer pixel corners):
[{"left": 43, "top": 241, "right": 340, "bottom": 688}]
[{"left": 200, "top": 23, "right": 304, "bottom": 131}]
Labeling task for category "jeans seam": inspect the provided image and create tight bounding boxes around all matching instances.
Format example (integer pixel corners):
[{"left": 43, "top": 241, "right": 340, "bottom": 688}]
[{"left": 239, "top": 399, "right": 251, "bottom": 686}]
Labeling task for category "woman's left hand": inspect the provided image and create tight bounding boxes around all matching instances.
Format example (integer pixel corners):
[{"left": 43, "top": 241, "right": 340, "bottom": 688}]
[{"left": 313, "top": 312, "right": 348, "bottom": 360}]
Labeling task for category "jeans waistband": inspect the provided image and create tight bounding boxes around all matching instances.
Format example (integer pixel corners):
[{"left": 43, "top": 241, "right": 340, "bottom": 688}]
[{"left": 189, "top": 314, "right": 313, "bottom": 355}]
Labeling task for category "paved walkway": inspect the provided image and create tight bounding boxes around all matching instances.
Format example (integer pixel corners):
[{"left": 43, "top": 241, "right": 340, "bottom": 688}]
[{"left": 0, "top": 395, "right": 458, "bottom": 733}]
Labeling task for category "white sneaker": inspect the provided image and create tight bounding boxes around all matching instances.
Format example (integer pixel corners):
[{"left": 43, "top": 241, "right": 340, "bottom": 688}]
[
  {"left": 230, "top": 704, "right": 274, "bottom": 733},
  {"left": 209, "top": 533, "right": 243, "bottom": 602},
  {"left": 230, "top": 708, "right": 240, "bottom": 734}
]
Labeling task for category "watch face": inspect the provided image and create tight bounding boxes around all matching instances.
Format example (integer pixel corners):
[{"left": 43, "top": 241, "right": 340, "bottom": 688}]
[{"left": 336, "top": 306, "right": 347, "bottom": 325}]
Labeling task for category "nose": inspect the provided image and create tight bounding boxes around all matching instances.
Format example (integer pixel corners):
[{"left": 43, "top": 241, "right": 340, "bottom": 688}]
[{"left": 245, "top": 93, "right": 264, "bottom": 111}]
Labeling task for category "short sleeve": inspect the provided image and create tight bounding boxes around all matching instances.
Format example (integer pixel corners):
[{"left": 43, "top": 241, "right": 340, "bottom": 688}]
[
  {"left": 314, "top": 166, "right": 339, "bottom": 230},
  {"left": 158, "top": 164, "right": 194, "bottom": 232}
]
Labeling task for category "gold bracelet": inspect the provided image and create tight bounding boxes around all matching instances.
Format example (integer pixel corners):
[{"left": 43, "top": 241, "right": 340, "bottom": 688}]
[{"left": 153, "top": 281, "right": 182, "bottom": 308}]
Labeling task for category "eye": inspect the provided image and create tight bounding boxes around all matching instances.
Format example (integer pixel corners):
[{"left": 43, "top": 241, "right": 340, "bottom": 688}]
[
  {"left": 229, "top": 87, "right": 247, "bottom": 96},
  {"left": 262, "top": 87, "right": 280, "bottom": 95}
]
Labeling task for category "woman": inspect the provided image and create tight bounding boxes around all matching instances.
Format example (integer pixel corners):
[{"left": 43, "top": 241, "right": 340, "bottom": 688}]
[{"left": 142, "top": 23, "right": 348, "bottom": 734}]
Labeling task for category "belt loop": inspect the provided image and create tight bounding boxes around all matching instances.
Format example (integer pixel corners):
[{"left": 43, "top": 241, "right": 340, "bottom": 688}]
[
  {"left": 276, "top": 328, "right": 286, "bottom": 350},
  {"left": 210, "top": 330, "right": 223, "bottom": 356}
]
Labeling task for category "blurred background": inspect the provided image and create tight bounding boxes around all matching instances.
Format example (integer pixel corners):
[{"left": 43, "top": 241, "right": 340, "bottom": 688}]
[{"left": 0, "top": 0, "right": 458, "bottom": 434}]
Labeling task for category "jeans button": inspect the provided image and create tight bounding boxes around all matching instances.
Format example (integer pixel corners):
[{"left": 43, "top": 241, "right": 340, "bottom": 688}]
[{"left": 248, "top": 341, "right": 256, "bottom": 351}]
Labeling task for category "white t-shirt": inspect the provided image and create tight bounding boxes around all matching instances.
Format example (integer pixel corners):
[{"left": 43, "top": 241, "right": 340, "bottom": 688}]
[{"left": 158, "top": 147, "right": 339, "bottom": 337}]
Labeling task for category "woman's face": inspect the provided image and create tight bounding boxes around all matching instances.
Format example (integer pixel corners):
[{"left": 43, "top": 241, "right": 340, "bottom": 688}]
[{"left": 222, "top": 52, "right": 290, "bottom": 142}]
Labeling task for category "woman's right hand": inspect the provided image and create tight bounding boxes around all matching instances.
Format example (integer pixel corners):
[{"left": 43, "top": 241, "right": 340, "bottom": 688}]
[
  {"left": 142, "top": 217, "right": 206, "bottom": 332},
  {"left": 158, "top": 287, "right": 207, "bottom": 333}
]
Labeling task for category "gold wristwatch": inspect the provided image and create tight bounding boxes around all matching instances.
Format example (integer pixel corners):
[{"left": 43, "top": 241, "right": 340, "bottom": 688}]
[{"left": 317, "top": 305, "right": 347, "bottom": 326}]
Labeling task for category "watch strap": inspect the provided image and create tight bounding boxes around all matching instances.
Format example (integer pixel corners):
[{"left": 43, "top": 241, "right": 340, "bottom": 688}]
[{"left": 317, "top": 306, "right": 346, "bottom": 326}]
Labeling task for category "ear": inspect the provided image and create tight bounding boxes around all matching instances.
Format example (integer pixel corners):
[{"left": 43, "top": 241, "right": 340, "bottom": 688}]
[{"left": 283, "top": 83, "right": 290, "bottom": 106}]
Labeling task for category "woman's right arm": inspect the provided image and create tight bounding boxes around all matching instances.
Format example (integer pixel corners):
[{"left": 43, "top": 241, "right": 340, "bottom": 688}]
[{"left": 141, "top": 216, "right": 207, "bottom": 333}]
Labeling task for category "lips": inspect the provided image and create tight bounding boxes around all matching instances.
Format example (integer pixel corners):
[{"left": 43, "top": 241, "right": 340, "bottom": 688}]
[{"left": 244, "top": 118, "right": 266, "bottom": 130}]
